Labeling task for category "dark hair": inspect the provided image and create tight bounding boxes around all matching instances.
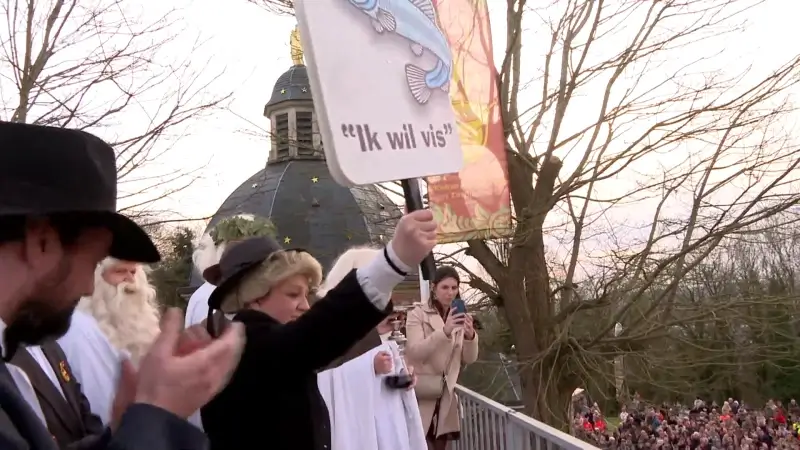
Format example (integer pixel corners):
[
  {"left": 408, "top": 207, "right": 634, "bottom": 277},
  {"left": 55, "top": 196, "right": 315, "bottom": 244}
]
[
  {"left": 433, "top": 265, "right": 460, "bottom": 285},
  {"left": 0, "top": 213, "right": 102, "bottom": 247},
  {"left": 430, "top": 265, "right": 460, "bottom": 311}
]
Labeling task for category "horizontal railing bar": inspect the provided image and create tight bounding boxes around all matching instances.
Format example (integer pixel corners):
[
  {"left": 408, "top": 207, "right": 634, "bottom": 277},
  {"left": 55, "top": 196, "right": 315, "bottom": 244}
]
[{"left": 454, "top": 385, "right": 599, "bottom": 450}]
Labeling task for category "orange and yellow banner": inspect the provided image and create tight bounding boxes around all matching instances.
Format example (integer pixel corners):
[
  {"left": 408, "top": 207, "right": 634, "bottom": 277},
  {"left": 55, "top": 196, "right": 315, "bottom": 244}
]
[{"left": 426, "top": 0, "right": 511, "bottom": 243}]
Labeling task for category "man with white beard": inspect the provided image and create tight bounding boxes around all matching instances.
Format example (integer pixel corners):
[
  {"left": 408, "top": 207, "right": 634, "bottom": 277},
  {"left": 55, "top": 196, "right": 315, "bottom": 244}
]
[{"left": 77, "top": 258, "right": 161, "bottom": 365}]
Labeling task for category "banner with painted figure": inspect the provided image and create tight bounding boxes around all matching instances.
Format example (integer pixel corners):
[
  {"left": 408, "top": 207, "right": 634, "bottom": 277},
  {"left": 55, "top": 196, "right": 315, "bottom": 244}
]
[{"left": 425, "top": 0, "right": 511, "bottom": 243}]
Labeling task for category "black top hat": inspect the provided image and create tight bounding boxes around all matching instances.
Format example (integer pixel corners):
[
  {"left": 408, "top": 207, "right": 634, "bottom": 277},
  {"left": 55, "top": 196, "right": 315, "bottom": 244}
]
[
  {"left": 0, "top": 122, "right": 159, "bottom": 263},
  {"left": 205, "top": 236, "right": 287, "bottom": 313}
]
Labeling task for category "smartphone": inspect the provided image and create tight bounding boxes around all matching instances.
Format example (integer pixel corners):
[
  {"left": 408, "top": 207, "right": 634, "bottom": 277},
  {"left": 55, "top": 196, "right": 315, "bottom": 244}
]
[{"left": 451, "top": 297, "right": 467, "bottom": 315}]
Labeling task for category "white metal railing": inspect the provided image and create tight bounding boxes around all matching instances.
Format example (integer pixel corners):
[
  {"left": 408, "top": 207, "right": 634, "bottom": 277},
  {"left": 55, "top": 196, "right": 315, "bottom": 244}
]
[{"left": 452, "top": 385, "right": 599, "bottom": 450}]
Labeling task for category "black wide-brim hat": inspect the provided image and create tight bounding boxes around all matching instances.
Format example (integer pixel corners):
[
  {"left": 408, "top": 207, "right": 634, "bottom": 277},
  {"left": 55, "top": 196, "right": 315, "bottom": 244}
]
[
  {"left": 205, "top": 236, "right": 307, "bottom": 313},
  {"left": 0, "top": 122, "right": 159, "bottom": 263}
]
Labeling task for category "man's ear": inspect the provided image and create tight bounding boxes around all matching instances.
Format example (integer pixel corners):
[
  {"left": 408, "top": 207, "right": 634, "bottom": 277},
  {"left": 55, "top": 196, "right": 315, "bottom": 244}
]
[{"left": 21, "top": 217, "right": 61, "bottom": 266}]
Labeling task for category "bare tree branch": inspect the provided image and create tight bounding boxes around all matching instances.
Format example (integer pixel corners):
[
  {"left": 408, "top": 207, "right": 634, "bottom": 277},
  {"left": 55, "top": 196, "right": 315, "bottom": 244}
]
[
  {"left": 466, "top": 0, "right": 800, "bottom": 426},
  {"left": 0, "top": 0, "right": 231, "bottom": 217}
]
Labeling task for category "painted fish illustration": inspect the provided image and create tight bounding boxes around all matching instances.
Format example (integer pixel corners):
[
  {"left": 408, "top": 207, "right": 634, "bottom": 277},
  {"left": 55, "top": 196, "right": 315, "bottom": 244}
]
[{"left": 346, "top": 0, "right": 453, "bottom": 104}]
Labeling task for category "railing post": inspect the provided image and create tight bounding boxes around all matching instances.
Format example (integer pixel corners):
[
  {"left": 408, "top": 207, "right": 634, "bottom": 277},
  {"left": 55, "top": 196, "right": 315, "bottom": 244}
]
[{"left": 504, "top": 418, "right": 517, "bottom": 450}]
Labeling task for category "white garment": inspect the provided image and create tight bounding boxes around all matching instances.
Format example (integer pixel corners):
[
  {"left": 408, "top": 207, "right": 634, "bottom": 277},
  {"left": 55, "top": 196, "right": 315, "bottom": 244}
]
[
  {"left": 184, "top": 281, "right": 222, "bottom": 431},
  {"left": 25, "top": 346, "right": 65, "bottom": 398},
  {"left": 376, "top": 342, "right": 426, "bottom": 450},
  {"left": 185, "top": 282, "right": 216, "bottom": 328},
  {"left": 58, "top": 310, "right": 123, "bottom": 425},
  {"left": 318, "top": 341, "right": 426, "bottom": 450}
]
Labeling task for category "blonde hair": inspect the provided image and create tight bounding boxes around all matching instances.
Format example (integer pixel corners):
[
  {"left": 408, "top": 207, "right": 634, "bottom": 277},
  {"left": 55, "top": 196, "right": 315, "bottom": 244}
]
[
  {"left": 220, "top": 250, "right": 323, "bottom": 313},
  {"left": 317, "top": 246, "right": 381, "bottom": 298}
]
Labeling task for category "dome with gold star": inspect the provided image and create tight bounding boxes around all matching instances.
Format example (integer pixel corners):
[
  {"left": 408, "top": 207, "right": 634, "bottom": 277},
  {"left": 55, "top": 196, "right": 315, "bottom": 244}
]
[{"left": 187, "top": 26, "right": 403, "bottom": 288}]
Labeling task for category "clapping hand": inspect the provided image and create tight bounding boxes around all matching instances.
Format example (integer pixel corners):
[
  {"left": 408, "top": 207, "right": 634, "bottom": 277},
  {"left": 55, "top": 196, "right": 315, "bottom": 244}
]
[
  {"left": 109, "top": 318, "right": 229, "bottom": 426},
  {"left": 109, "top": 359, "right": 137, "bottom": 431},
  {"left": 177, "top": 324, "right": 213, "bottom": 356},
  {"left": 133, "top": 308, "right": 245, "bottom": 418}
]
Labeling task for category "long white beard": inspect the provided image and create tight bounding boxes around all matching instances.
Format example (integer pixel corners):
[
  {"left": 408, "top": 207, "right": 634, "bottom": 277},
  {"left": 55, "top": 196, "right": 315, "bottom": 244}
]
[{"left": 79, "top": 280, "right": 161, "bottom": 365}]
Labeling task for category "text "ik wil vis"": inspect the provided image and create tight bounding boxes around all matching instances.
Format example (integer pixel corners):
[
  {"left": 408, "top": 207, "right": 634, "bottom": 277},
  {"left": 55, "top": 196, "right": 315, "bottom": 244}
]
[{"left": 341, "top": 123, "right": 454, "bottom": 152}]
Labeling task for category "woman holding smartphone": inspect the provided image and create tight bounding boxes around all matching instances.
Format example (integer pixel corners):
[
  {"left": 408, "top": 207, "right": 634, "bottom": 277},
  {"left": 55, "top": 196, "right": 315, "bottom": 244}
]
[{"left": 405, "top": 266, "right": 479, "bottom": 450}]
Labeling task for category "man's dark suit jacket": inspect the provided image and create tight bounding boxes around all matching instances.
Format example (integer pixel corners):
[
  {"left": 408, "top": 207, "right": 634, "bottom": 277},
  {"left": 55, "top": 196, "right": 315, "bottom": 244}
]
[
  {"left": 201, "top": 269, "right": 391, "bottom": 450},
  {"left": 11, "top": 342, "right": 106, "bottom": 449},
  {"left": 0, "top": 346, "right": 208, "bottom": 450}
]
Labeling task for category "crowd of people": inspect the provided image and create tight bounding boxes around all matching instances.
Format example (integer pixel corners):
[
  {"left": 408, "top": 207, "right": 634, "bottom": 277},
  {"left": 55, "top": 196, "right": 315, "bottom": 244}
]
[
  {"left": 575, "top": 394, "right": 800, "bottom": 449},
  {"left": 0, "top": 122, "right": 479, "bottom": 450}
]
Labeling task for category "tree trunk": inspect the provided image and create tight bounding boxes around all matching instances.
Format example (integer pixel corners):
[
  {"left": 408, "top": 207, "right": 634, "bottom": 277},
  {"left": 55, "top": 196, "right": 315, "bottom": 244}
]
[
  {"left": 491, "top": 154, "right": 569, "bottom": 427},
  {"left": 519, "top": 363, "right": 574, "bottom": 430}
]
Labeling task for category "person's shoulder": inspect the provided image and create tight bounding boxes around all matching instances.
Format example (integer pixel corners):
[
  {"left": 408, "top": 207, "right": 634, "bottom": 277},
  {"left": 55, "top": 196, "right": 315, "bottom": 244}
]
[
  {"left": 62, "top": 310, "right": 103, "bottom": 340},
  {"left": 189, "top": 282, "right": 216, "bottom": 301},
  {"left": 408, "top": 303, "right": 429, "bottom": 318},
  {"left": 59, "top": 310, "right": 117, "bottom": 355}
]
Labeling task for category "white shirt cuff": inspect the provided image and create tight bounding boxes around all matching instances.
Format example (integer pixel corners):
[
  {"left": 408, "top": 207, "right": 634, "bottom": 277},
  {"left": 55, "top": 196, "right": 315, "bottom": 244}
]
[{"left": 355, "top": 244, "right": 413, "bottom": 310}]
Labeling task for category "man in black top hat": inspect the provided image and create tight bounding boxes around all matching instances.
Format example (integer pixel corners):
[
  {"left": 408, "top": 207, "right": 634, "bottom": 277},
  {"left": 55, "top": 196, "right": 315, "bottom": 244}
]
[{"left": 0, "top": 121, "right": 245, "bottom": 450}]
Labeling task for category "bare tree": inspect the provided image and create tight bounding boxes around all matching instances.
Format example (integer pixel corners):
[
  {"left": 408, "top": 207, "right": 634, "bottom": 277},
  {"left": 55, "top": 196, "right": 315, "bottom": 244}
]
[
  {"left": 430, "top": 0, "right": 800, "bottom": 427},
  {"left": 0, "top": 0, "right": 231, "bottom": 220},
  {"left": 245, "top": 0, "right": 293, "bottom": 16},
  {"left": 238, "top": 0, "right": 800, "bottom": 426}
]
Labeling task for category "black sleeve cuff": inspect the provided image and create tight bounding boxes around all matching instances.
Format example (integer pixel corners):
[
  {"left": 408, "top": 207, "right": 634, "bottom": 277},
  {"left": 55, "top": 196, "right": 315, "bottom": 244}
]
[{"left": 111, "top": 404, "right": 208, "bottom": 450}]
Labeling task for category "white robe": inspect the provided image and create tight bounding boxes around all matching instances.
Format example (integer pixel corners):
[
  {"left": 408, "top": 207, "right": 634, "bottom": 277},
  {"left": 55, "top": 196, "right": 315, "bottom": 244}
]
[
  {"left": 318, "top": 341, "right": 426, "bottom": 450},
  {"left": 185, "top": 282, "right": 216, "bottom": 328},
  {"left": 184, "top": 281, "right": 217, "bottom": 430},
  {"left": 58, "top": 310, "right": 124, "bottom": 425},
  {"left": 184, "top": 282, "right": 234, "bottom": 431}
]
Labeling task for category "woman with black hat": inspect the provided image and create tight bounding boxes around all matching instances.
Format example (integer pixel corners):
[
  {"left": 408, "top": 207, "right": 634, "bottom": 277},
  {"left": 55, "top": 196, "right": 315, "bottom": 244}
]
[{"left": 200, "top": 210, "right": 438, "bottom": 450}]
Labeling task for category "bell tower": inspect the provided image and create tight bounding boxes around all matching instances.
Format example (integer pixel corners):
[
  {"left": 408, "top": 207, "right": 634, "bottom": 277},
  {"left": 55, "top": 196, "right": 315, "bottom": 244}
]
[{"left": 263, "top": 25, "right": 323, "bottom": 164}]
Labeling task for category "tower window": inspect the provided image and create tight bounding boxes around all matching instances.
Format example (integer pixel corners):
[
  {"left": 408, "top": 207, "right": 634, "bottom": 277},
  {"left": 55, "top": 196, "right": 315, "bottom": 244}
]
[
  {"left": 296, "top": 111, "right": 314, "bottom": 155},
  {"left": 275, "top": 113, "right": 290, "bottom": 158}
]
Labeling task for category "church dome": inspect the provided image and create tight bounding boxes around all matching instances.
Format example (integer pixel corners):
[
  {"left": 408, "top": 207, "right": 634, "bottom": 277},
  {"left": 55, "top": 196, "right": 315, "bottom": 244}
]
[
  {"left": 188, "top": 159, "right": 401, "bottom": 287},
  {"left": 184, "top": 26, "right": 410, "bottom": 295},
  {"left": 264, "top": 65, "right": 313, "bottom": 114}
]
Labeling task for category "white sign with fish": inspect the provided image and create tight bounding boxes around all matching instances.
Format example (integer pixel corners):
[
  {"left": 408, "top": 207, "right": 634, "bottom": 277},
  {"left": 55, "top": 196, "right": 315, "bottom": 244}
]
[{"left": 295, "top": 0, "right": 464, "bottom": 186}]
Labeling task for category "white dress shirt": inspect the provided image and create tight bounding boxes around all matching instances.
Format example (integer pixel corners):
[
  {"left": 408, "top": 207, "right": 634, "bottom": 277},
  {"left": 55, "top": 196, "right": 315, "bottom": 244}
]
[{"left": 57, "top": 310, "right": 123, "bottom": 425}]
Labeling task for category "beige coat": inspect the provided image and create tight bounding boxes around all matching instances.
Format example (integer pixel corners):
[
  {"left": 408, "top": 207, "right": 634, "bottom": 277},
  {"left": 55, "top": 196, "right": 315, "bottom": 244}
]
[{"left": 405, "top": 303, "right": 479, "bottom": 437}]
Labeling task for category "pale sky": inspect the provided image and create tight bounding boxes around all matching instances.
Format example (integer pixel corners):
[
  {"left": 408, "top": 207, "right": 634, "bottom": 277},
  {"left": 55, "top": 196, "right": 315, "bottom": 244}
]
[
  {"left": 154, "top": 0, "right": 800, "bottom": 222},
  {"left": 3, "top": 0, "right": 799, "bottom": 278}
]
